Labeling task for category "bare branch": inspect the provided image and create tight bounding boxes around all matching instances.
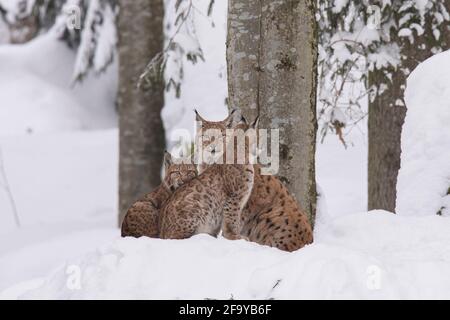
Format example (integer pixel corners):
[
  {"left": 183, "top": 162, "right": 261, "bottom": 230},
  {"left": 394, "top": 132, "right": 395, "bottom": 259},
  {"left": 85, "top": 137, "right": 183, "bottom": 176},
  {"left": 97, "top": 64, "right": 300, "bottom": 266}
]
[{"left": 0, "top": 146, "right": 20, "bottom": 228}]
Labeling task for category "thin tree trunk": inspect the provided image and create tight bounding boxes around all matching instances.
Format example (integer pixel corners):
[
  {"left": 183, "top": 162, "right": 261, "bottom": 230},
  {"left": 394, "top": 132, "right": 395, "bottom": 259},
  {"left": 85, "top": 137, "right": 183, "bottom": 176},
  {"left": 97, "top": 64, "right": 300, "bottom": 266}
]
[
  {"left": 118, "top": 0, "right": 165, "bottom": 226},
  {"left": 227, "top": 0, "right": 318, "bottom": 226},
  {"left": 368, "top": 19, "right": 450, "bottom": 212},
  {"left": 368, "top": 70, "right": 406, "bottom": 212}
]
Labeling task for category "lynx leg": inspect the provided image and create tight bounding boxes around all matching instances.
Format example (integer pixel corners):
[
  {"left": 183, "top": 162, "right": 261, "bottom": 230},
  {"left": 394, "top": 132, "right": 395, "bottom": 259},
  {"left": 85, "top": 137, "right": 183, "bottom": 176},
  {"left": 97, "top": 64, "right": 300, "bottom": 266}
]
[{"left": 221, "top": 197, "right": 248, "bottom": 240}]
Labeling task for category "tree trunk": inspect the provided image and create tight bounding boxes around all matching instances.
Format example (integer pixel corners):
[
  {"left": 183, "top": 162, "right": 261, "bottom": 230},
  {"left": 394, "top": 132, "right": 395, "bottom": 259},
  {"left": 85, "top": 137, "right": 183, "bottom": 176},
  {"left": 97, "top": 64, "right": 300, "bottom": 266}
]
[
  {"left": 8, "top": 14, "right": 38, "bottom": 44},
  {"left": 118, "top": 0, "right": 165, "bottom": 226},
  {"left": 368, "top": 70, "right": 406, "bottom": 212},
  {"left": 368, "top": 20, "right": 450, "bottom": 212},
  {"left": 1, "top": 1, "right": 39, "bottom": 44},
  {"left": 227, "top": 0, "right": 318, "bottom": 226}
]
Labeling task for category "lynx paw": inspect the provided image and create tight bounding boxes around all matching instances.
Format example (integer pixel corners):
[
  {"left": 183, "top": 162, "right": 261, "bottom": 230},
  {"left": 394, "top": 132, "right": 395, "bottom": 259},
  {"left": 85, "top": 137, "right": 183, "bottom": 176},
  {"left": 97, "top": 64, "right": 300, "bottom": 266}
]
[{"left": 223, "top": 233, "right": 249, "bottom": 241}]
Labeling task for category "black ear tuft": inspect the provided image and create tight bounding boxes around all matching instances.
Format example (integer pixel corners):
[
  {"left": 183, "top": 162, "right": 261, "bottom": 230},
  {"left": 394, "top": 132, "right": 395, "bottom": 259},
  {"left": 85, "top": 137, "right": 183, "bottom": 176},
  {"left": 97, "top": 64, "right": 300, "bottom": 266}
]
[
  {"left": 225, "top": 108, "right": 243, "bottom": 128},
  {"left": 195, "top": 109, "right": 205, "bottom": 122},
  {"left": 250, "top": 116, "right": 260, "bottom": 129},
  {"left": 164, "top": 150, "right": 173, "bottom": 169}
]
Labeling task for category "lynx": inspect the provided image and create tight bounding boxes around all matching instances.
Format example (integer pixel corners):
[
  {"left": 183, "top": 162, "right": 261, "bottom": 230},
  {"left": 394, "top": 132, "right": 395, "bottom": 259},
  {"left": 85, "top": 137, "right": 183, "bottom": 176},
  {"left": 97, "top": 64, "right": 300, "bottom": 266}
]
[
  {"left": 121, "top": 151, "right": 197, "bottom": 238},
  {"left": 196, "top": 114, "right": 313, "bottom": 252},
  {"left": 159, "top": 110, "right": 256, "bottom": 240}
]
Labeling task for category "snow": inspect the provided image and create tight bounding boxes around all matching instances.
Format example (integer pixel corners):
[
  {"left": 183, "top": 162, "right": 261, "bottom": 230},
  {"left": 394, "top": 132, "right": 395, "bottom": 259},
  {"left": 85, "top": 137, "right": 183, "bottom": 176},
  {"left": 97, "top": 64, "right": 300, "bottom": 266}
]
[
  {"left": 332, "top": 0, "right": 349, "bottom": 14},
  {"left": 413, "top": 0, "right": 431, "bottom": 17},
  {"left": 1, "top": 0, "right": 448, "bottom": 300},
  {"left": 0, "top": 122, "right": 368, "bottom": 298},
  {"left": 396, "top": 50, "right": 450, "bottom": 217},
  {"left": 72, "top": 0, "right": 117, "bottom": 79},
  {"left": 398, "top": 28, "right": 413, "bottom": 37},
  {"left": 0, "top": 130, "right": 118, "bottom": 232},
  {"left": 0, "top": 130, "right": 118, "bottom": 291},
  {"left": 318, "top": 0, "right": 449, "bottom": 138},
  {"left": 72, "top": 0, "right": 102, "bottom": 79},
  {"left": 316, "top": 130, "right": 367, "bottom": 220},
  {"left": 0, "top": 31, "right": 117, "bottom": 136},
  {"left": 92, "top": 2, "right": 116, "bottom": 74},
  {"left": 0, "top": 228, "right": 118, "bottom": 295},
  {"left": 0, "top": 10, "right": 369, "bottom": 297},
  {"left": 162, "top": 0, "right": 229, "bottom": 138},
  {"left": 0, "top": 0, "right": 35, "bottom": 22},
  {"left": 4, "top": 211, "right": 450, "bottom": 300},
  {"left": 0, "top": 18, "right": 118, "bottom": 293}
]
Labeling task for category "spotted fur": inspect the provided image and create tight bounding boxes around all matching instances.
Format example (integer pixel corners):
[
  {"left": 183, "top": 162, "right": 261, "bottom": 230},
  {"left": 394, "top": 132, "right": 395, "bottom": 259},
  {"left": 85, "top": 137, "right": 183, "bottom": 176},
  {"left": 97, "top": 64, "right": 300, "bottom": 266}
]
[
  {"left": 121, "top": 152, "right": 197, "bottom": 238},
  {"left": 159, "top": 110, "right": 255, "bottom": 240},
  {"left": 196, "top": 115, "right": 313, "bottom": 252}
]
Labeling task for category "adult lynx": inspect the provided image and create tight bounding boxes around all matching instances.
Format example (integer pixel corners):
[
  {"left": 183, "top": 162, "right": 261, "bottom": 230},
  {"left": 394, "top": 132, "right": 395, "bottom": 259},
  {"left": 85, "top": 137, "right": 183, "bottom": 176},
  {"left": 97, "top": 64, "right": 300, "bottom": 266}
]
[
  {"left": 197, "top": 114, "right": 313, "bottom": 251},
  {"left": 159, "top": 111, "right": 257, "bottom": 240}
]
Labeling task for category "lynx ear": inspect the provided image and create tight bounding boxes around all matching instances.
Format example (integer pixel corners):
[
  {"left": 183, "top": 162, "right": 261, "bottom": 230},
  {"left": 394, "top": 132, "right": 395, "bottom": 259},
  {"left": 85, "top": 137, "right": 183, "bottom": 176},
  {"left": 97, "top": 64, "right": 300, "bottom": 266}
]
[
  {"left": 250, "top": 116, "right": 260, "bottom": 129},
  {"left": 163, "top": 150, "right": 173, "bottom": 171},
  {"left": 224, "top": 108, "right": 242, "bottom": 128},
  {"left": 194, "top": 109, "right": 206, "bottom": 123}
]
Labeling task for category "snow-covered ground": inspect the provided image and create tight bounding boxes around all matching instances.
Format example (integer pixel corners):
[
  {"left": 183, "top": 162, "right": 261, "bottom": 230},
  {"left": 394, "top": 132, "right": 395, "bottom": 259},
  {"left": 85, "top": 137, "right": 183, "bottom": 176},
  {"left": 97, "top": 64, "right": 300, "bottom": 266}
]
[
  {"left": 0, "top": 0, "right": 448, "bottom": 300},
  {"left": 4, "top": 211, "right": 450, "bottom": 299},
  {"left": 0, "top": 31, "right": 117, "bottom": 136},
  {"left": 0, "top": 22, "right": 118, "bottom": 293},
  {"left": 0, "top": 124, "right": 367, "bottom": 297}
]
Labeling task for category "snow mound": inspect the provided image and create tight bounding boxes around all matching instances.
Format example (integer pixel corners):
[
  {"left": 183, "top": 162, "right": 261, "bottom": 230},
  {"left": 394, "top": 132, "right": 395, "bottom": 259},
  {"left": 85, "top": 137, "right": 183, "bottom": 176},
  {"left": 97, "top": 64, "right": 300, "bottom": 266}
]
[
  {"left": 14, "top": 211, "right": 450, "bottom": 299},
  {"left": 0, "top": 31, "right": 117, "bottom": 136},
  {"left": 396, "top": 50, "right": 450, "bottom": 216}
]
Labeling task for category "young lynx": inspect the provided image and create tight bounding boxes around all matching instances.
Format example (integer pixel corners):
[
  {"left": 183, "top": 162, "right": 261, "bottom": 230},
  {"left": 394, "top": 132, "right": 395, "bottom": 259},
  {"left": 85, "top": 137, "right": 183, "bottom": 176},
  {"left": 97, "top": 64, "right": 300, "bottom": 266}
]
[
  {"left": 159, "top": 110, "right": 256, "bottom": 240},
  {"left": 121, "top": 151, "right": 197, "bottom": 238},
  {"left": 197, "top": 114, "right": 313, "bottom": 252}
]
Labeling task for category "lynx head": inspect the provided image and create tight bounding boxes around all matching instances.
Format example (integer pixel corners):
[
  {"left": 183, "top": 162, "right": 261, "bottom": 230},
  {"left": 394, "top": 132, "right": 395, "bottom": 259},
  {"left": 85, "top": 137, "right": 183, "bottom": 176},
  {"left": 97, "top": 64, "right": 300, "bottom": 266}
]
[
  {"left": 195, "top": 109, "right": 259, "bottom": 173},
  {"left": 229, "top": 115, "right": 260, "bottom": 164},
  {"left": 195, "top": 109, "right": 242, "bottom": 172},
  {"left": 163, "top": 151, "right": 197, "bottom": 192}
]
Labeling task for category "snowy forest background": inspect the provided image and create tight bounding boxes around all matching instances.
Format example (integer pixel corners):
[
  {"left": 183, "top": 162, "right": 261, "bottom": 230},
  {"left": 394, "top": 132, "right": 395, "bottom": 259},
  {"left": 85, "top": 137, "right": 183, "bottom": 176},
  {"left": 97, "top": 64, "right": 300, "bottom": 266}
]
[{"left": 0, "top": 0, "right": 449, "bottom": 299}]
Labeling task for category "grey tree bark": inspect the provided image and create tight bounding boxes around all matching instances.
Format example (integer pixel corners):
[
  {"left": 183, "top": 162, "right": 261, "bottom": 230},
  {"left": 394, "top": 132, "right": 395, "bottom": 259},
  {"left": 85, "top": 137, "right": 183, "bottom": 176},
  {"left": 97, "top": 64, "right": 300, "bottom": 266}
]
[
  {"left": 227, "top": 0, "right": 318, "bottom": 226},
  {"left": 368, "top": 69, "right": 406, "bottom": 212},
  {"left": 368, "top": 18, "right": 450, "bottom": 212},
  {"left": 118, "top": 0, "right": 165, "bottom": 225}
]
